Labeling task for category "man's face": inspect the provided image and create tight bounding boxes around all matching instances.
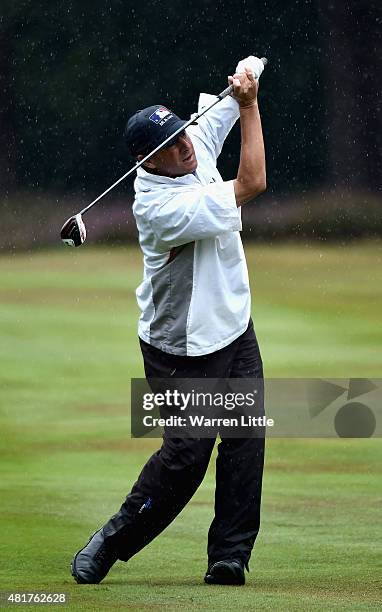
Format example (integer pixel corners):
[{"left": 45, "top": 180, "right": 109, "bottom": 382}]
[{"left": 140, "top": 130, "right": 197, "bottom": 177}]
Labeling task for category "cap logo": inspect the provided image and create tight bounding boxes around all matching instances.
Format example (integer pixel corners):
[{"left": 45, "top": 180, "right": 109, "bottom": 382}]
[{"left": 149, "top": 107, "right": 173, "bottom": 126}]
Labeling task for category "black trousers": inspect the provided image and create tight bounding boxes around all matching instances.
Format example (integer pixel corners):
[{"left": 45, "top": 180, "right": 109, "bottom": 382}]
[{"left": 103, "top": 319, "right": 264, "bottom": 568}]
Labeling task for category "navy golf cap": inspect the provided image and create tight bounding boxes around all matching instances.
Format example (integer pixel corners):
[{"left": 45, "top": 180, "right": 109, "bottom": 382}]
[{"left": 124, "top": 105, "right": 188, "bottom": 157}]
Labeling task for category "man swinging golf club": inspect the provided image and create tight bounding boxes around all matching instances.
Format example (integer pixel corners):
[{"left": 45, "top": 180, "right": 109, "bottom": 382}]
[{"left": 71, "top": 55, "right": 267, "bottom": 586}]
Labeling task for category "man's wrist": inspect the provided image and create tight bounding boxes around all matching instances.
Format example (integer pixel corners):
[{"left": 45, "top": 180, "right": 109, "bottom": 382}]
[{"left": 239, "top": 100, "right": 258, "bottom": 109}]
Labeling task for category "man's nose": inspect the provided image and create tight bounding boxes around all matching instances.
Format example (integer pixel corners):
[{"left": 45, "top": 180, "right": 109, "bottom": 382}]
[{"left": 178, "top": 134, "right": 189, "bottom": 149}]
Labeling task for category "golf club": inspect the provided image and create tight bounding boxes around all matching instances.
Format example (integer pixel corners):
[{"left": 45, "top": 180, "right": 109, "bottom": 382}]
[{"left": 60, "top": 57, "right": 268, "bottom": 247}]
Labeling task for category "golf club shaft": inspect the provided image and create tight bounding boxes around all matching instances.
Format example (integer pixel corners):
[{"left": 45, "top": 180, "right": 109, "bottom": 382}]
[{"left": 80, "top": 57, "right": 268, "bottom": 217}]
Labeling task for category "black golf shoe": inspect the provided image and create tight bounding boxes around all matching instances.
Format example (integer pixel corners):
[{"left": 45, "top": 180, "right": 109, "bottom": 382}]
[
  {"left": 71, "top": 528, "right": 119, "bottom": 584},
  {"left": 204, "top": 559, "right": 245, "bottom": 586}
]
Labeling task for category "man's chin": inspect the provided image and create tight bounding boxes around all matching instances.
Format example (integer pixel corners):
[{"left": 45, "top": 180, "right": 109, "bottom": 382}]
[{"left": 171, "top": 158, "right": 198, "bottom": 178}]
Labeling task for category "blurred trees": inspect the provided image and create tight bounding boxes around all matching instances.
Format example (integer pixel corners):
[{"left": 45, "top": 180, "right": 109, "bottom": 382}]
[
  {"left": 0, "top": 3, "right": 18, "bottom": 189},
  {"left": 318, "top": 1, "right": 381, "bottom": 191},
  {"left": 0, "top": 0, "right": 380, "bottom": 196}
]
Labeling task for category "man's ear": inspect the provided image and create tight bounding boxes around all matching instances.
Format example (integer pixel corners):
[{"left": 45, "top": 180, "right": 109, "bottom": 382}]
[{"left": 137, "top": 154, "right": 156, "bottom": 170}]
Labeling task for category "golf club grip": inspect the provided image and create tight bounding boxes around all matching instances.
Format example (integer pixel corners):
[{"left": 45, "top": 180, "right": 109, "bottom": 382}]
[{"left": 217, "top": 57, "right": 268, "bottom": 99}]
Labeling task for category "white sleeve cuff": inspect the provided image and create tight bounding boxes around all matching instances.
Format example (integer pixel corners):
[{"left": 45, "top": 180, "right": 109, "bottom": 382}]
[
  {"left": 219, "top": 94, "right": 240, "bottom": 118},
  {"left": 195, "top": 92, "right": 240, "bottom": 119}
]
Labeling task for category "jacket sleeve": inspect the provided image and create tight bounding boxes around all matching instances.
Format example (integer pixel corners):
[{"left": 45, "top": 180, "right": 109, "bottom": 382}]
[
  {"left": 187, "top": 93, "right": 240, "bottom": 162},
  {"left": 147, "top": 181, "right": 241, "bottom": 250}
]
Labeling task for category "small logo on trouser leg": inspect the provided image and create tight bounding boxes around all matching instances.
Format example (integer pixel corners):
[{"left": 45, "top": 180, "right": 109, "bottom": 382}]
[{"left": 138, "top": 497, "right": 153, "bottom": 514}]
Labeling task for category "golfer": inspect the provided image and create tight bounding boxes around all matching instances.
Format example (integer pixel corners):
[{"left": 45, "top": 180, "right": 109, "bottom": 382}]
[{"left": 71, "top": 56, "right": 266, "bottom": 586}]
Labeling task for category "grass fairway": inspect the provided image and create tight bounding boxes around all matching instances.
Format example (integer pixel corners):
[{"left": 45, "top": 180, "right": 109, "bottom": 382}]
[{"left": 0, "top": 242, "right": 381, "bottom": 611}]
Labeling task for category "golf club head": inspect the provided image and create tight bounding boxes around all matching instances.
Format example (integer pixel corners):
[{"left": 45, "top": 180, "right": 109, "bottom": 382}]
[{"left": 60, "top": 213, "right": 87, "bottom": 247}]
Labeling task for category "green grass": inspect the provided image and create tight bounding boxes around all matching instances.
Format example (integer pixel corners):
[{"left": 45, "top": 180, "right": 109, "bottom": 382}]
[{"left": 0, "top": 242, "right": 381, "bottom": 611}]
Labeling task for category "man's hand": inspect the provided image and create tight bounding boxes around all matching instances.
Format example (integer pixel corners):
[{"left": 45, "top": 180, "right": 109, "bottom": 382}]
[{"left": 228, "top": 68, "right": 258, "bottom": 108}]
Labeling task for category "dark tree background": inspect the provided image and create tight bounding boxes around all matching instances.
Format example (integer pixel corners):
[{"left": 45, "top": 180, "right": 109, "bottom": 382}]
[
  {"left": 318, "top": 2, "right": 381, "bottom": 191},
  {"left": 0, "top": 0, "right": 380, "bottom": 217}
]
